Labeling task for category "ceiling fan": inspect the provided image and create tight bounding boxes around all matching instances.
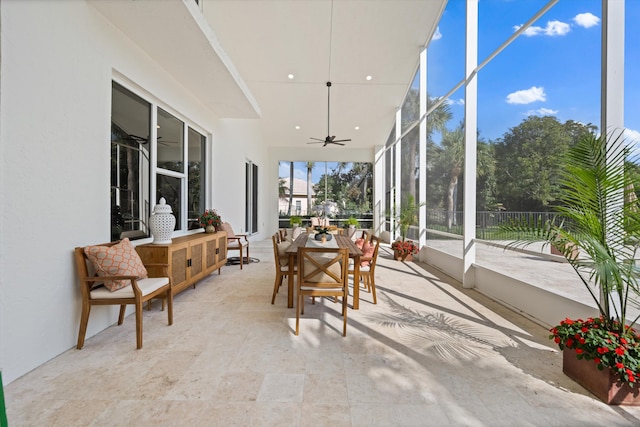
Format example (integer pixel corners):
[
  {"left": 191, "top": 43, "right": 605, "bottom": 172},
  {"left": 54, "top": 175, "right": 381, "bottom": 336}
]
[{"left": 308, "top": 81, "right": 351, "bottom": 147}]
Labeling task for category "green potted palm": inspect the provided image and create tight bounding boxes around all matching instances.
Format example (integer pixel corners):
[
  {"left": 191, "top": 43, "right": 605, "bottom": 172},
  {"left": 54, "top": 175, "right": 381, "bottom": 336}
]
[
  {"left": 345, "top": 216, "right": 359, "bottom": 229},
  {"left": 391, "top": 194, "right": 425, "bottom": 261},
  {"left": 289, "top": 215, "right": 302, "bottom": 229},
  {"left": 503, "top": 131, "right": 640, "bottom": 404}
]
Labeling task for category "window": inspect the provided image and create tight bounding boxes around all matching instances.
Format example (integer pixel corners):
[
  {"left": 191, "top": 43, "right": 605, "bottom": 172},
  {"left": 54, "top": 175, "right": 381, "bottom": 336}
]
[
  {"left": 156, "top": 108, "right": 184, "bottom": 231},
  {"left": 278, "top": 161, "right": 373, "bottom": 229},
  {"left": 111, "top": 81, "right": 208, "bottom": 241},
  {"left": 111, "top": 82, "right": 151, "bottom": 241},
  {"left": 245, "top": 161, "right": 258, "bottom": 234},
  {"left": 188, "top": 128, "right": 206, "bottom": 230}
]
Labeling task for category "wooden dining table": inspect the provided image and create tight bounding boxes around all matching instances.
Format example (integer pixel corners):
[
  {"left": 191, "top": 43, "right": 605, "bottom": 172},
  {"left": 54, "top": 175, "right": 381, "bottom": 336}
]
[{"left": 285, "top": 232, "right": 364, "bottom": 309}]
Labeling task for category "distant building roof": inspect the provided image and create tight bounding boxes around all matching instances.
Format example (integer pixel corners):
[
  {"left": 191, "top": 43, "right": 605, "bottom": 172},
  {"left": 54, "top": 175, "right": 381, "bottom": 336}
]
[{"left": 280, "top": 177, "right": 315, "bottom": 197}]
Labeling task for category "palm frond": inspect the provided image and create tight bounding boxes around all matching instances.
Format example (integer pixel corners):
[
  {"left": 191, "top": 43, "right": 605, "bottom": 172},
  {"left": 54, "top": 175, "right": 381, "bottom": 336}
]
[{"left": 500, "top": 130, "right": 640, "bottom": 330}]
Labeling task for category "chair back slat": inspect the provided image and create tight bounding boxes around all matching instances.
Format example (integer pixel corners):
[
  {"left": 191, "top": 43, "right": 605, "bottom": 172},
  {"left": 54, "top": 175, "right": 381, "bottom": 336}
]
[
  {"left": 298, "top": 247, "right": 348, "bottom": 288},
  {"left": 295, "top": 246, "right": 349, "bottom": 336}
]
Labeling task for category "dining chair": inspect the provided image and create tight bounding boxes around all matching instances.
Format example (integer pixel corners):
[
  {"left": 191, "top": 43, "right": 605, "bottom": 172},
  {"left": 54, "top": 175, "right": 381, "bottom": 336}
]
[
  {"left": 271, "top": 232, "right": 297, "bottom": 304},
  {"left": 349, "top": 231, "right": 380, "bottom": 304},
  {"left": 296, "top": 247, "right": 349, "bottom": 336},
  {"left": 75, "top": 238, "right": 173, "bottom": 349},
  {"left": 349, "top": 234, "right": 380, "bottom": 304},
  {"left": 221, "top": 221, "right": 250, "bottom": 269},
  {"left": 353, "top": 230, "right": 370, "bottom": 245}
]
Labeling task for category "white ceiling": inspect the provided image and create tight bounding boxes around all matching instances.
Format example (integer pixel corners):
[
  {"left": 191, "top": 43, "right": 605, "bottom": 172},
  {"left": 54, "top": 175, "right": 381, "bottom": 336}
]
[
  {"left": 203, "top": 0, "right": 445, "bottom": 149},
  {"left": 91, "top": 0, "right": 446, "bottom": 150}
]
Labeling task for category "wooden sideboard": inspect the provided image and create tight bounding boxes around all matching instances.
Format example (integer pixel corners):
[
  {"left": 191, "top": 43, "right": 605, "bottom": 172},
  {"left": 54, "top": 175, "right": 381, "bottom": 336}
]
[{"left": 136, "top": 231, "right": 227, "bottom": 295}]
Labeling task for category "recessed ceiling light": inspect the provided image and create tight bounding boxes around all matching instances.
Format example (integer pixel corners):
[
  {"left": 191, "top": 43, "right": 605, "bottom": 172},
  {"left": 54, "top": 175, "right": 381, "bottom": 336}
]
[
  {"left": 295, "top": 126, "right": 300, "bottom": 130},
  {"left": 365, "top": 75, "right": 372, "bottom": 81},
  {"left": 288, "top": 74, "right": 294, "bottom": 79},
  {"left": 355, "top": 126, "right": 360, "bottom": 130}
]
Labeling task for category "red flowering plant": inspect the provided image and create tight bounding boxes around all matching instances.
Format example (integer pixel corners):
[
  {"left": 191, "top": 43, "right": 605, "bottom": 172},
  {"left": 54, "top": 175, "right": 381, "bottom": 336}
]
[
  {"left": 391, "top": 239, "right": 419, "bottom": 256},
  {"left": 550, "top": 316, "right": 640, "bottom": 387},
  {"left": 199, "top": 209, "right": 221, "bottom": 229}
]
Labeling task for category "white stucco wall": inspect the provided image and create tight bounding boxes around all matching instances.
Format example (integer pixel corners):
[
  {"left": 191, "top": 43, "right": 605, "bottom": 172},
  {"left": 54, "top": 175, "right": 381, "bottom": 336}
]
[{"left": 0, "top": 1, "right": 267, "bottom": 384}]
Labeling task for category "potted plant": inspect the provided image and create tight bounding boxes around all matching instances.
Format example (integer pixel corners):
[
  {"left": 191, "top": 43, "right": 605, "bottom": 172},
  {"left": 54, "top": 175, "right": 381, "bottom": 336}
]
[
  {"left": 345, "top": 216, "right": 360, "bottom": 228},
  {"left": 199, "top": 209, "right": 221, "bottom": 233},
  {"left": 313, "top": 226, "right": 332, "bottom": 242},
  {"left": 289, "top": 215, "right": 302, "bottom": 229},
  {"left": 503, "top": 131, "right": 640, "bottom": 404},
  {"left": 395, "top": 194, "right": 425, "bottom": 241},
  {"left": 391, "top": 194, "right": 425, "bottom": 260},
  {"left": 344, "top": 216, "right": 360, "bottom": 238},
  {"left": 391, "top": 239, "right": 419, "bottom": 261}
]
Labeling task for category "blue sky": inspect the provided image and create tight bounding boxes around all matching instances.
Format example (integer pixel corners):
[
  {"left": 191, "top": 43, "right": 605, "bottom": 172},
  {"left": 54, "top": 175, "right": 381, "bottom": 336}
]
[{"left": 427, "top": 0, "right": 639, "bottom": 145}]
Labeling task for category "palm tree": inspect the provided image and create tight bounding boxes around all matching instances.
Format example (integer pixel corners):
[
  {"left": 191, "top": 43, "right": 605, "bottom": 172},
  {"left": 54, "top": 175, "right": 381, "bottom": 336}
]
[
  {"left": 438, "top": 122, "right": 495, "bottom": 231},
  {"left": 440, "top": 124, "right": 465, "bottom": 230},
  {"left": 306, "top": 162, "right": 315, "bottom": 215},
  {"left": 287, "top": 161, "right": 294, "bottom": 216},
  {"left": 401, "top": 91, "right": 452, "bottom": 201}
]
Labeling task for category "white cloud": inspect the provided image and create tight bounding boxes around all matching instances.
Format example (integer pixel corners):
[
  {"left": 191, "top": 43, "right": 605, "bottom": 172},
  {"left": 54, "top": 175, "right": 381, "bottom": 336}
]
[
  {"left": 626, "top": 128, "right": 640, "bottom": 145},
  {"left": 506, "top": 86, "right": 546, "bottom": 104},
  {"left": 625, "top": 129, "right": 640, "bottom": 161},
  {"left": 515, "top": 20, "right": 571, "bottom": 37},
  {"left": 573, "top": 13, "right": 600, "bottom": 28},
  {"left": 525, "top": 108, "right": 558, "bottom": 116},
  {"left": 445, "top": 98, "right": 464, "bottom": 106},
  {"left": 431, "top": 26, "right": 442, "bottom": 41}
]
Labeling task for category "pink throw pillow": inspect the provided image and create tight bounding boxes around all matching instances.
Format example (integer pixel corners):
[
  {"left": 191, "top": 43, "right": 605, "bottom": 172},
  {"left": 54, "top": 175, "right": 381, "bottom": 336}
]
[
  {"left": 355, "top": 238, "right": 365, "bottom": 250},
  {"left": 361, "top": 241, "right": 375, "bottom": 267},
  {"left": 84, "top": 238, "right": 148, "bottom": 291}
]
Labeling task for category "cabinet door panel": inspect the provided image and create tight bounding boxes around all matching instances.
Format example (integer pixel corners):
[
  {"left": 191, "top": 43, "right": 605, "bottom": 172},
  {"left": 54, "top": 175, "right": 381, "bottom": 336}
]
[
  {"left": 171, "top": 247, "right": 188, "bottom": 286},
  {"left": 190, "top": 243, "right": 204, "bottom": 278},
  {"left": 205, "top": 239, "right": 217, "bottom": 270}
]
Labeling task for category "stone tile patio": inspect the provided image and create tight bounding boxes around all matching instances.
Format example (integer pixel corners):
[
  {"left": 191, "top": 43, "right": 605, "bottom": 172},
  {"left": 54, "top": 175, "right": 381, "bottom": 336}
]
[{"left": 5, "top": 239, "right": 640, "bottom": 426}]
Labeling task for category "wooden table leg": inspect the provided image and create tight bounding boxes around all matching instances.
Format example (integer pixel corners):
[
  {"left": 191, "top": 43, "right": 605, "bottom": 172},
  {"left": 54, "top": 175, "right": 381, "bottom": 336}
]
[
  {"left": 353, "top": 256, "right": 360, "bottom": 310},
  {"left": 287, "top": 252, "right": 295, "bottom": 308}
]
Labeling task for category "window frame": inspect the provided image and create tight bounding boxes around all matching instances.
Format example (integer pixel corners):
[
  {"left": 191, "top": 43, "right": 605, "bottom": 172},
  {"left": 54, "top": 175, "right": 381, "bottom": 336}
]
[{"left": 110, "top": 78, "right": 210, "bottom": 241}]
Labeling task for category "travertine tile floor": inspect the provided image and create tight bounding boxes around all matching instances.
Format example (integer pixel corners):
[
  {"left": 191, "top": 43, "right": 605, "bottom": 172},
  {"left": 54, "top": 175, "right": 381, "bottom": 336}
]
[{"left": 6, "top": 239, "right": 640, "bottom": 426}]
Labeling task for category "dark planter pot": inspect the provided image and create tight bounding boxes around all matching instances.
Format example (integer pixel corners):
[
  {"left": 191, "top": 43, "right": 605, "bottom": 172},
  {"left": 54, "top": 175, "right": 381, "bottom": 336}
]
[
  {"left": 393, "top": 250, "right": 413, "bottom": 262},
  {"left": 563, "top": 348, "right": 640, "bottom": 405},
  {"left": 314, "top": 233, "right": 332, "bottom": 241}
]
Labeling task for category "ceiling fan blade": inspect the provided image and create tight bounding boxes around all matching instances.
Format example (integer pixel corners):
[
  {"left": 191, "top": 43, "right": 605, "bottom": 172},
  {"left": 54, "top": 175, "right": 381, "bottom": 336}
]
[
  {"left": 126, "top": 134, "right": 149, "bottom": 143},
  {"left": 307, "top": 141, "right": 324, "bottom": 144},
  {"left": 329, "top": 135, "right": 336, "bottom": 141},
  {"left": 332, "top": 138, "right": 351, "bottom": 143},
  {"left": 310, "top": 137, "right": 325, "bottom": 142},
  {"left": 330, "top": 142, "right": 346, "bottom": 146}
]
